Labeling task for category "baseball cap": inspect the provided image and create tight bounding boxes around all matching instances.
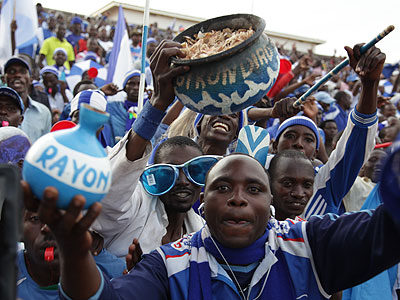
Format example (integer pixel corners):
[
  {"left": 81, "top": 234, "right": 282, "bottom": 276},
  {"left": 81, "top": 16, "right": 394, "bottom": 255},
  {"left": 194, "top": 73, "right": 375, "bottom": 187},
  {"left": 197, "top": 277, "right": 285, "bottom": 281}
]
[
  {"left": 4, "top": 57, "right": 31, "bottom": 75},
  {"left": 0, "top": 87, "right": 25, "bottom": 113},
  {"left": 314, "top": 91, "right": 335, "bottom": 105}
]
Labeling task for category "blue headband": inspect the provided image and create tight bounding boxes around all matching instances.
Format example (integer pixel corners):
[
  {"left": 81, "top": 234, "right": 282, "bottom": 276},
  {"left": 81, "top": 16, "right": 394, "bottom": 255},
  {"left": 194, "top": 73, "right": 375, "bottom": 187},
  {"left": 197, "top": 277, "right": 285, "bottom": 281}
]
[
  {"left": 122, "top": 70, "right": 141, "bottom": 88},
  {"left": 276, "top": 116, "right": 320, "bottom": 149}
]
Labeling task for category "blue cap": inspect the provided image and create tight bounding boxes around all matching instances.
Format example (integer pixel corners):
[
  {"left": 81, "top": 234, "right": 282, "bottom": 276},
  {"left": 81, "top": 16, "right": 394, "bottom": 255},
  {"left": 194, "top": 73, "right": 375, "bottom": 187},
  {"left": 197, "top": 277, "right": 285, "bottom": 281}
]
[
  {"left": 276, "top": 116, "right": 320, "bottom": 149},
  {"left": 0, "top": 87, "right": 25, "bottom": 114},
  {"left": 314, "top": 91, "right": 335, "bottom": 105},
  {"left": 40, "top": 66, "right": 59, "bottom": 78},
  {"left": 4, "top": 57, "right": 31, "bottom": 75},
  {"left": 122, "top": 70, "right": 141, "bottom": 88},
  {"left": 71, "top": 16, "right": 82, "bottom": 25}
]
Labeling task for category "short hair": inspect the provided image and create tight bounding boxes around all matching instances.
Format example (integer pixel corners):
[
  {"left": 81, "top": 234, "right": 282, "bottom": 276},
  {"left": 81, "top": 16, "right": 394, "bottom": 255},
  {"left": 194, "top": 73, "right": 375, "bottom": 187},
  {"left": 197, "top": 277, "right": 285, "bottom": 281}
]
[
  {"left": 73, "top": 80, "right": 96, "bottom": 96},
  {"left": 204, "top": 153, "right": 270, "bottom": 186},
  {"left": 320, "top": 119, "right": 337, "bottom": 129},
  {"left": 153, "top": 136, "right": 203, "bottom": 164},
  {"left": 269, "top": 149, "right": 312, "bottom": 180},
  {"left": 334, "top": 91, "right": 350, "bottom": 103}
]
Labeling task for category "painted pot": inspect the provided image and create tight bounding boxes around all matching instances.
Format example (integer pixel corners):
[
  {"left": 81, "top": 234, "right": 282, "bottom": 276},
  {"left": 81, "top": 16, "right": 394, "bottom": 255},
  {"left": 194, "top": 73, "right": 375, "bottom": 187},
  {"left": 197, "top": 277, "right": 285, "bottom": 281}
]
[
  {"left": 172, "top": 14, "right": 280, "bottom": 115},
  {"left": 23, "top": 104, "right": 111, "bottom": 209}
]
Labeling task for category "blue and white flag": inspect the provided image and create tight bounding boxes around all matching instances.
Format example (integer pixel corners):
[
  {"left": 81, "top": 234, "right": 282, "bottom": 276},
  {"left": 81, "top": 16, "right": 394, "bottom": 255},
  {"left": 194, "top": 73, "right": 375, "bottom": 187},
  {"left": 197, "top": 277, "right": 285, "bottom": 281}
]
[
  {"left": 235, "top": 125, "right": 270, "bottom": 167},
  {"left": 106, "top": 5, "right": 133, "bottom": 88},
  {"left": 66, "top": 60, "right": 107, "bottom": 91},
  {"left": 14, "top": 0, "right": 38, "bottom": 49},
  {"left": 0, "top": 0, "right": 14, "bottom": 69}
]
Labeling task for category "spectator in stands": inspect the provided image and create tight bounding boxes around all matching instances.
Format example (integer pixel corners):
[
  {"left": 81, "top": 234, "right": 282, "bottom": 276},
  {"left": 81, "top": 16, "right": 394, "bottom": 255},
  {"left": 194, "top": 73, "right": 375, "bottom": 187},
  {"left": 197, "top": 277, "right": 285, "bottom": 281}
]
[
  {"left": 0, "top": 87, "right": 24, "bottom": 128},
  {"left": 320, "top": 119, "right": 338, "bottom": 156},
  {"left": 380, "top": 102, "right": 397, "bottom": 121},
  {"left": 324, "top": 90, "right": 352, "bottom": 131},
  {"left": 27, "top": 149, "right": 400, "bottom": 300},
  {"left": 16, "top": 205, "right": 126, "bottom": 300},
  {"left": 98, "top": 27, "right": 113, "bottom": 53},
  {"left": 43, "top": 16, "right": 56, "bottom": 40},
  {"left": 130, "top": 30, "right": 141, "bottom": 61},
  {"left": 66, "top": 16, "right": 85, "bottom": 52},
  {"left": 4, "top": 57, "right": 51, "bottom": 142},
  {"left": 269, "top": 149, "right": 314, "bottom": 221},
  {"left": 40, "top": 66, "right": 73, "bottom": 119},
  {"left": 0, "top": 126, "right": 30, "bottom": 171},
  {"left": 39, "top": 24, "right": 75, "bottom": 70},
  {"left": 52, "top": 48, "right": 69, "bottom": 81},
  {"left": 105, "top": 70, "right": 149, "bottom": 146}
]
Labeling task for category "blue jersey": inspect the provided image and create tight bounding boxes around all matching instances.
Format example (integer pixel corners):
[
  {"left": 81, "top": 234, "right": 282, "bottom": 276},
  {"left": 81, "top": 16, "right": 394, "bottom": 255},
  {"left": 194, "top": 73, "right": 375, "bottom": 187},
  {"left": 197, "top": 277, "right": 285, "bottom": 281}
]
[
  {"left": 60, "top": 204, "right": 400, "bottom": 300},
  {"left": 302, "top": 109, "right": 377, "bottom": 219}
]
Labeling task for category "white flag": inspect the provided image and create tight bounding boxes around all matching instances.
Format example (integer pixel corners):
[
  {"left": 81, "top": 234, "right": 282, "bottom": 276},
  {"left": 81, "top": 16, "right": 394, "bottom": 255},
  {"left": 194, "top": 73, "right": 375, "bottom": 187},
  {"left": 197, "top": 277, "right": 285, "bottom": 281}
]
[{"left": 0, "top": 0, "right": 14, "bottom": 69}]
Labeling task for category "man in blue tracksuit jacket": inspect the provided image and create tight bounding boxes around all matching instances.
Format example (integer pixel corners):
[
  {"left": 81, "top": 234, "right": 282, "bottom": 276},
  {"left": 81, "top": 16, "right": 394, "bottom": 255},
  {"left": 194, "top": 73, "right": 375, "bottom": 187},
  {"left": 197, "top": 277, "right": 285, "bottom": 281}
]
[{"left": 29, "top": 148, "right": 400, "bottom": 300}]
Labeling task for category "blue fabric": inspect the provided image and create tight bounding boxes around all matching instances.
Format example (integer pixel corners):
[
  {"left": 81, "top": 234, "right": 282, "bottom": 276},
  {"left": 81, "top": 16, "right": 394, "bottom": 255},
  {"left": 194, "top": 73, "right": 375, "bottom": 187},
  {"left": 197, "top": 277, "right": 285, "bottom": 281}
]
[
  {"left": 94, "top": 248, "right": 127, "bottom": 279},
  {"left": 132, "top": 101, "right": 165, "bottom": 141},
  {"left": 342, "top": 183, "right": 399, "bottom": 300},
  {"left": 43, "top": 28, "right": 55, "bottom": 40},
  {"left": 106, "top": 6, "right": 125, "bottom": 84},
  {"left": 66, "top": 34, "right": 83, "bottom": 49},
  {"left": 20, "top": 97, "right": 52, "bottom": 143},
  {"left": 303, "top": 109, "right": 377, "bottom": 219},
  {"left": 81, "top": 206, "right": 400, "bottom": 300},
  {"left": 17, "top": 250, "right": 59, "bottom": 300}
]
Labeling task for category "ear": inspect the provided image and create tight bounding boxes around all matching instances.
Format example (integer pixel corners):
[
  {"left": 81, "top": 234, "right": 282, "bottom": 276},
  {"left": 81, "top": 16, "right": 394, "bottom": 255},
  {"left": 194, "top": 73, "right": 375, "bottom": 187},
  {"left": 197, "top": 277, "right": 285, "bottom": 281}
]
[
  {"left": 199, "top": 192, "right": 204, "bottom": 204},
  {"left": 19, "top": 115, "right": 24, "bottom": 125},
  {"left": 272, "top": 139, "right": 278, "bottom": 154}
]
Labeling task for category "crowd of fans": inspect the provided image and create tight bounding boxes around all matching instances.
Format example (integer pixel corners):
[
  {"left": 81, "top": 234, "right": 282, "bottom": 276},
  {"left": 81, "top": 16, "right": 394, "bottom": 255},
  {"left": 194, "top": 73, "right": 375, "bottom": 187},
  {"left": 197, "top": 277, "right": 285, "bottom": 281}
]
[{"left": 1, "top": 2, "right": 400, "bottom": 300}]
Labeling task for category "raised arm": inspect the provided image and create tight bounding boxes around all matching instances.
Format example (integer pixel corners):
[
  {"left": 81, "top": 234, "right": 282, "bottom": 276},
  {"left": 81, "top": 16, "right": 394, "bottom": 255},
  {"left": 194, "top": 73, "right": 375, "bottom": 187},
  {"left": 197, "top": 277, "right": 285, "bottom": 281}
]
[{"left": 303, "top": 45, "right": 385, "bottom": 219}]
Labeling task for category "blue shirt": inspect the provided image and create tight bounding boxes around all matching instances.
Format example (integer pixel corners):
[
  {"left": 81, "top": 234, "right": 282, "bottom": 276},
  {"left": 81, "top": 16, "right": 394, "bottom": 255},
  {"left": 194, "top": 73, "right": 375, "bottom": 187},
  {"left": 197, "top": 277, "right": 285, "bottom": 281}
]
[
  {"left": 17, "top": 250, "right": 59, "bottom": 300},
  {"left": 20, "top": 97, "right": 52, "bottom": 143},
  {"left": 66, "top": 34, "right": 84, "bottom": 49},
  {"left": 324, "top": 103, "right": 348, "bottom": 132}
]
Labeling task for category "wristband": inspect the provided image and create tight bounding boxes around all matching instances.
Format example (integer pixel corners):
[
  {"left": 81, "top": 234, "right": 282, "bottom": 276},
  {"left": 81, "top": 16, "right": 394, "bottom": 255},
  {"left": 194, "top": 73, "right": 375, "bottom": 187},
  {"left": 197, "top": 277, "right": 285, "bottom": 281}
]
[{"left": 132, "top": 101, "right": 166, "bottom": 140}]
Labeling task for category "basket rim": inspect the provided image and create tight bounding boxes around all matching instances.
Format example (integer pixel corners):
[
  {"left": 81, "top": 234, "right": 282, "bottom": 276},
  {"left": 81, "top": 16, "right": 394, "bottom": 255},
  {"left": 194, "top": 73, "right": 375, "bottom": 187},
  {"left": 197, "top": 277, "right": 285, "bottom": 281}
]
[{"left": 171, "top": 13, "right": 266, "bottom": 66}]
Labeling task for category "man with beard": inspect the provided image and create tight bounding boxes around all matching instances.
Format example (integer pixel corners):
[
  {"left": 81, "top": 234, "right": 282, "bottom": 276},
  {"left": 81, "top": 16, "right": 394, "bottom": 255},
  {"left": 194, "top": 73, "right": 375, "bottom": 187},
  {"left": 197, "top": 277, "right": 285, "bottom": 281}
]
[{"left": 3, "top": 57, "right": 51, "bottom": 142}]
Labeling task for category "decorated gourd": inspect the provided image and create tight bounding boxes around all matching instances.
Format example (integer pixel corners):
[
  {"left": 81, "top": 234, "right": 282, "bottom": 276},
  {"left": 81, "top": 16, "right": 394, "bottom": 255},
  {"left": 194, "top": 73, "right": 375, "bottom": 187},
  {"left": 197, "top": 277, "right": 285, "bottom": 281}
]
[
  {"left": 172, "top": 14, "right": 280, "bottom": 115},
  {"left": 23, "top": 104, "right": 111, "bottom": 209}
]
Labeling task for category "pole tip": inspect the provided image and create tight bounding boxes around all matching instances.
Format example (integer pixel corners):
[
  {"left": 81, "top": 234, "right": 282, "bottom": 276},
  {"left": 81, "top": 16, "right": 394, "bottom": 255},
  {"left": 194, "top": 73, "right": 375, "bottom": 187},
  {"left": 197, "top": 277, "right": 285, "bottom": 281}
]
[{"left": 387, "top": 25, "right": 395, "bottom": 32}]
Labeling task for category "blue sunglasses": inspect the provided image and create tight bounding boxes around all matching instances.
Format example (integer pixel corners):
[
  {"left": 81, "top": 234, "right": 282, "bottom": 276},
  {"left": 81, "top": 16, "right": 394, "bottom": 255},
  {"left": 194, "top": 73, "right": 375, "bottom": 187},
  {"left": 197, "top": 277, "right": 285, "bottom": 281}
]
[{"left": 140, "top": 155, "right": 221, "bottom": 196}]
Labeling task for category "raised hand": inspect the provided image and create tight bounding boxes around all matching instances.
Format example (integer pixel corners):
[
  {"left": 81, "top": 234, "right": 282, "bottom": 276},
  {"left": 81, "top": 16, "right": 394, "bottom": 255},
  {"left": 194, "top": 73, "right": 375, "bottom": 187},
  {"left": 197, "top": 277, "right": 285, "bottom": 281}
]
[
  {"left": 344, "top": 44, "right": 385, "bottom": 82},
  {"left": 150, "top": 40, "right": 189, "bottom": 110}
]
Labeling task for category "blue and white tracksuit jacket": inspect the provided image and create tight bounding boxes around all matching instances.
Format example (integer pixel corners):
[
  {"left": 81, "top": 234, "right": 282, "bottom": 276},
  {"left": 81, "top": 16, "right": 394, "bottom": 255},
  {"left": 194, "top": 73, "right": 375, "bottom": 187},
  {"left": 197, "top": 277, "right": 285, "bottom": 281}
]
[
  {"left": 60, "top": 204, "right": 400, "bottom": 300},
  {"left": 302, "top": 109, "right": 377, "bottom": 219}
]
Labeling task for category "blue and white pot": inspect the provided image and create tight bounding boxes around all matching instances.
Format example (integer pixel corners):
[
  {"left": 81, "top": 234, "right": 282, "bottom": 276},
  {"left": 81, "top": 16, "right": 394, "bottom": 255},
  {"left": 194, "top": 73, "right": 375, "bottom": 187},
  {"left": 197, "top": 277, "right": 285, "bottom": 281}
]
[
  {"left": 23, "top": 104, "right": 111, "bottom": 209},
  {"left": 173, "top": 14, "right": 280, "bottom": 115}
]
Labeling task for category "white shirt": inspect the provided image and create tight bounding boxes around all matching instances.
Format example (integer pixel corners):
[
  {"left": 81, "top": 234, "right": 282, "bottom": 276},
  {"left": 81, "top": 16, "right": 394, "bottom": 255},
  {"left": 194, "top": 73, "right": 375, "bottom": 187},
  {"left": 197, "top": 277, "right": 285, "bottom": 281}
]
[
  {"left": 48, "top": 89, "right": 73, "bottom": 112},
  {"left": 92, "top": 131, "right": 204, "bottom": 257}
]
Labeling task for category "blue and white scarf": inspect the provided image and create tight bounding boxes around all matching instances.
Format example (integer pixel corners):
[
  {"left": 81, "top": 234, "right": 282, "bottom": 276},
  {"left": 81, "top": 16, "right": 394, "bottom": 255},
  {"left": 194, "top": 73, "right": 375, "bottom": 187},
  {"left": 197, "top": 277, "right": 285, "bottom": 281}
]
[{"left": 189, "top": 226, "right": 269, "bottom": 300}]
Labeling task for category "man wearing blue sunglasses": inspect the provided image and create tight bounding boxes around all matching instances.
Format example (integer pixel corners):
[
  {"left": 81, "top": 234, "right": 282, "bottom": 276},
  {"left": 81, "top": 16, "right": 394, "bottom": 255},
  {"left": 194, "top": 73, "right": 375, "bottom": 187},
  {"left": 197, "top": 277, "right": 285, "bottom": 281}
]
[{"left": 88, "top": 41, "right": 211, "bottom": 259}]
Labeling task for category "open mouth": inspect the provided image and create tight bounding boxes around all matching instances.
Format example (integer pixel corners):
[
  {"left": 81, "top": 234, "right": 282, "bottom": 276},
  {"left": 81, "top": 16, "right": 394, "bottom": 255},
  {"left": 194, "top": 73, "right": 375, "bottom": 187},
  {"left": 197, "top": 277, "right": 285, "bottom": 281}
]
[
  {"left": 170, "top": 188, "right": 193, "bottom": 199},
  {"left": 212, "top": 122, "right": 229, "bottom": 133}
]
